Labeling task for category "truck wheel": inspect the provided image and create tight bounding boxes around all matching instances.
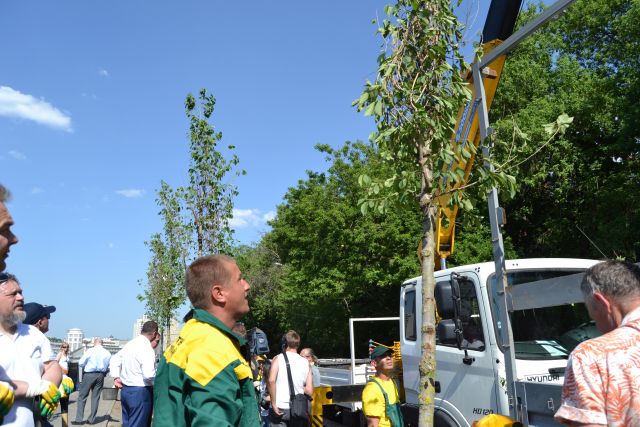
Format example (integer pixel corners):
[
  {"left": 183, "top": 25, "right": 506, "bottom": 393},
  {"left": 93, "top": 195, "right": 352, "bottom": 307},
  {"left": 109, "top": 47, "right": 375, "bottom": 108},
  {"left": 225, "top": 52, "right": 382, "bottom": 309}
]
[{"left": 434, "top": 409, "right": 459, "bottom": 427}]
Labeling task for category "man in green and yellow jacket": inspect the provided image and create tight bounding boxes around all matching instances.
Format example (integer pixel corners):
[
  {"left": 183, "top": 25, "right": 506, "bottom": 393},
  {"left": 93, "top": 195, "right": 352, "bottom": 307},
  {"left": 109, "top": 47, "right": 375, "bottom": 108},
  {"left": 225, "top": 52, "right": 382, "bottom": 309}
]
[{"left": 153, "top": 254, "right": 261, "bottom": 427}]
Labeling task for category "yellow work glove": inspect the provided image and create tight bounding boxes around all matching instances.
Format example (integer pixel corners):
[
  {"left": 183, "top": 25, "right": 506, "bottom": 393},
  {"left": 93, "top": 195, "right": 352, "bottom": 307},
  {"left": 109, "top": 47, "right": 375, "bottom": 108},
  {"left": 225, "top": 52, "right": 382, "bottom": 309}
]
[
  {"left": 26, "top": 380, "right": 60, "bottom": 418},
  {"left": 0, "top": 380, "right": 15, "bottom": 422},
  {"left": 59, "top": 376, "right": 74, "bottom": 398},
  {"left": 39, "top": 381, "right": 61, "bottom": 417}
]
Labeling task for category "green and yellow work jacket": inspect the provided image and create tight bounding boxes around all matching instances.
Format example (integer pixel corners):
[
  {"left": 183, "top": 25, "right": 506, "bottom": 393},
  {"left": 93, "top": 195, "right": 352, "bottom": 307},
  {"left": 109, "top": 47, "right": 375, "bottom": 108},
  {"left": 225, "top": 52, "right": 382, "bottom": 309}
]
[{"left": 152, "top": 309, "right": 260, "bottom": 427}]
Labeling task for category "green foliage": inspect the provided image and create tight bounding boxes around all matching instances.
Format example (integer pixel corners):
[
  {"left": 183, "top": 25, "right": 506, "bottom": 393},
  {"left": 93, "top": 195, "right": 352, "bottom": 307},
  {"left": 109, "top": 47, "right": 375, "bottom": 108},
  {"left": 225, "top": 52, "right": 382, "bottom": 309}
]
[
  {"left": 449, "top": 219, "right": 518, "bottom": 266},
  {"left": 180, "top": 88, "right": 243, "bottom": 257},
  {"left": 353, "top": 2, "right": 493, "bottom": 423},
  {"left": 354, "top": 1, "right": 475, "bottom": 214},
  {"left": 489, "top": 0, "right": 640, "bottom": 260},
  {"left": 141, "top": 89, "right": 243, "bottom": 331},
  {"left": 234, "top": 241, "right": 285, "bottom": 351},
  {"left": 238, "top": 141, "right": 422, "bottom": 356}
]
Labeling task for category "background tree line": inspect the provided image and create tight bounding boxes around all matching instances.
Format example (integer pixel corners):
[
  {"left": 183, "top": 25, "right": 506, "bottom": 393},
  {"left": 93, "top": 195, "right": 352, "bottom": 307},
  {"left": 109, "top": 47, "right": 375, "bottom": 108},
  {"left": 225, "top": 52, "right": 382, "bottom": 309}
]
[
  {"left": 236, "top": 0, "right": 638, "bottom": 357},
  {"left": 142, "top": 0, "right": 638, "bottom": 358}
]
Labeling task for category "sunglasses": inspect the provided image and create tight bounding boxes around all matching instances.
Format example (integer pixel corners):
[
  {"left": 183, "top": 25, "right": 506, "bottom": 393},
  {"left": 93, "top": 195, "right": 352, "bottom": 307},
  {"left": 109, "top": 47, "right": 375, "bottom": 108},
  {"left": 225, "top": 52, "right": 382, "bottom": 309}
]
[{"left": 0, "top": 273, "right": 9, "bottom": 285}]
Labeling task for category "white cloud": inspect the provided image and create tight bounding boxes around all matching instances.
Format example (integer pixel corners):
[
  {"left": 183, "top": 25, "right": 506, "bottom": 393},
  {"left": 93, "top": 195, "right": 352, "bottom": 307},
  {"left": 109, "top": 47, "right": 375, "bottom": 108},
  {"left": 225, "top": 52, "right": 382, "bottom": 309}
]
[
  {"left": 98, "top": 68, "right": 110, "bottom": 78},
  {"left": 31, "top": 187, "right": 44, "bottom": 194},
  {"left": 115, "top": 189, "right": 145, "bottom": 198},
  {"left": 8, "top": 150, "right": 26, "bottom": 160},
  {"left": 0, "top": 86, "right": 72, "bottom": 132},
  {"left": 230, "top": 208, "right": 275, "bottom": 228}
]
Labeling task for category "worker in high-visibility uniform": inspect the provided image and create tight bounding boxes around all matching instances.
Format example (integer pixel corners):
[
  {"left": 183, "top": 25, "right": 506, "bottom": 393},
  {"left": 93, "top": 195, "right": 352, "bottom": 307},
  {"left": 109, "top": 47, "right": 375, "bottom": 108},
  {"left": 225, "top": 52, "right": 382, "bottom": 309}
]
[{"left": 362, "top": 346, "right": 404, "bottom": 427}]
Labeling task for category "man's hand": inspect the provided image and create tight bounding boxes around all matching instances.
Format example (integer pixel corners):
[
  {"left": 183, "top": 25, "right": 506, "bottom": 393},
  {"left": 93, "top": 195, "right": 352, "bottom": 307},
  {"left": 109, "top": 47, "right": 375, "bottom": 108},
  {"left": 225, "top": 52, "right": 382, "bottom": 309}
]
[
  {"left": 38, "top": 381, "right": 61, "bottom": 417},
  {"left": 113, "top": 378, "right": 123, "bottom": 389},
  {"left": 272, "top": 405, "right": 283, "bottom": 416},
  {"left": 59, "top": 376, "right": 74, "bottom": 398},
  {"left": 0, "top": 381, "right": 15, "bottom": 421},
  {"left": 26, "top": 380, "right": 60, "bottom": 418}
]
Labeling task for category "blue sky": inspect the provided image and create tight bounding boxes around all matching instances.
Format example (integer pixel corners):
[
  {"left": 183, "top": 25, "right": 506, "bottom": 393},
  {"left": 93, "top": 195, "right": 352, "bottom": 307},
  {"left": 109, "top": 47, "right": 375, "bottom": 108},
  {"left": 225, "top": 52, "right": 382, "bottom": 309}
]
[{"left": 1, "top": 1, "right": 490, "bottom": 339}]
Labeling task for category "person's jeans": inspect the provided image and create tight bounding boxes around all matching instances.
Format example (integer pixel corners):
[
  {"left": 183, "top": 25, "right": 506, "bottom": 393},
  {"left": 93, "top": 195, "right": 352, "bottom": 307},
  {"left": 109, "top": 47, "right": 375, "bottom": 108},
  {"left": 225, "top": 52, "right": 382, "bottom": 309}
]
[{"left": 74, "top": 372, "right": 105, "bottom": 423}]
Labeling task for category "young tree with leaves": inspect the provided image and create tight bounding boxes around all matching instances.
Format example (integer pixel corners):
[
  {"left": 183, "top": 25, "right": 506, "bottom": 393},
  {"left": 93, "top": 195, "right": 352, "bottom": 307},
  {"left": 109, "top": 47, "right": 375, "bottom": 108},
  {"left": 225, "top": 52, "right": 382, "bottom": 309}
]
[
  {"left": 353, "top": 2, "right": 478, "bottom": 423},
  {"left": 355, "top": 1, "right": 574, "bottom": 423},
  {"left": 180, "top": 88, "right": 243, "bottom": 257},
  {"left": 141, "top": 89, "right": 243, "bottom": 336}
]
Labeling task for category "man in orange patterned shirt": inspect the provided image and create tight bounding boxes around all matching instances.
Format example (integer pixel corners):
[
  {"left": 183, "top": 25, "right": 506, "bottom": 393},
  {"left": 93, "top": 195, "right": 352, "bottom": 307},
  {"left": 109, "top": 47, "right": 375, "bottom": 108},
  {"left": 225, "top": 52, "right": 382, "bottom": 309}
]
[{"left": 555, "top": 260, "right": 640, "bottom": 426}]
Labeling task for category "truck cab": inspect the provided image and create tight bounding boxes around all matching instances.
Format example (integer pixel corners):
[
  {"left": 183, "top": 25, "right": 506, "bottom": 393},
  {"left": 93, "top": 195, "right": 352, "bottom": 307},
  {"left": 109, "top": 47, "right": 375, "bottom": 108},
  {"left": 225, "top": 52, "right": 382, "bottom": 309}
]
[{"left": 400, "top": 258, "right": 600, "bottom": 426}]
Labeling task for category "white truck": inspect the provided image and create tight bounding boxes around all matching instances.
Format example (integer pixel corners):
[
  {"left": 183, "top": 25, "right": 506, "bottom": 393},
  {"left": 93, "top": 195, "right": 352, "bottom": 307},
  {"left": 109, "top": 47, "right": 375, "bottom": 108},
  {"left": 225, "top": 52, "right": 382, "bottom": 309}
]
[{"left": 316, "top": 258, "right": 601, "bottom": 427}]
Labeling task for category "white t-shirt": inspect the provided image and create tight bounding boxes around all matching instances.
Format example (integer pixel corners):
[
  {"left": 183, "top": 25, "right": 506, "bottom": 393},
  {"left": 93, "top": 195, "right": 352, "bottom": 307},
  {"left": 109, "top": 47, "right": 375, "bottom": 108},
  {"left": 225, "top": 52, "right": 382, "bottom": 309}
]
[
  {"left": 274, "top": 352, "right": 309, "bottom": 409},
  {"left": 57, "top": 354, "right": 69, "bottom": 372},
  {"left": 0, "top": 323, "right": 53, "bottom": 427},
  {"left": 109, "top": 335, "right": 156, "bottom": 387}
]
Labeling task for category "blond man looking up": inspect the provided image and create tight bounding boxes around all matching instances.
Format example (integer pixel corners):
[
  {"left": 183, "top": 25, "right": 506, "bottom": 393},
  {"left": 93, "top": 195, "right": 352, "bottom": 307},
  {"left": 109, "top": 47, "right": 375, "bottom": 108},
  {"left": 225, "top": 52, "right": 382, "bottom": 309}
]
[{"left": 153, "top": 255, "right": 260, "bottom": 427}]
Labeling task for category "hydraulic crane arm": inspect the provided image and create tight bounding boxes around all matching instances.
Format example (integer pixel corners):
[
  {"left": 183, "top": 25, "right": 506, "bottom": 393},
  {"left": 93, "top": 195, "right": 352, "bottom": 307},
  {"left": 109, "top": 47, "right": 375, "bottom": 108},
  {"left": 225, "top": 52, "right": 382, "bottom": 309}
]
[{"left": 434, "top": 0, "right": 523, "bottom": 270}]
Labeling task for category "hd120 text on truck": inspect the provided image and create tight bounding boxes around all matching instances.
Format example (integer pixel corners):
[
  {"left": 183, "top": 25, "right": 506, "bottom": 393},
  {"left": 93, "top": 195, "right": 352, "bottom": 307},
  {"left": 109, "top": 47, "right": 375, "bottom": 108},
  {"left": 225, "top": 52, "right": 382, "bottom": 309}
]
[{"left": 311, "top": 0, "right": 594, "bottom": 426}]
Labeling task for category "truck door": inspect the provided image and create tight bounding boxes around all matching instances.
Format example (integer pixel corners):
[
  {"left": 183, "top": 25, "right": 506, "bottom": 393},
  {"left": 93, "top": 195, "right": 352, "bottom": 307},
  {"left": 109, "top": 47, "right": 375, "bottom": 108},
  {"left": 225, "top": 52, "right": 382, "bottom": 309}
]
[{"left": 401, "top": 273, "right": 498, "bottom": 425}]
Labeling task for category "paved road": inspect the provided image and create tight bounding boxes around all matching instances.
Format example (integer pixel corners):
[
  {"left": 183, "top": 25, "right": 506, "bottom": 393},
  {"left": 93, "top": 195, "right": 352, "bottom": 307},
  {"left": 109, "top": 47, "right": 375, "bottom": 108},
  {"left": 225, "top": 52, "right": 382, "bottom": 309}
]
[{"left": 48, "top": 377, "right": 122, "bottom": 427}]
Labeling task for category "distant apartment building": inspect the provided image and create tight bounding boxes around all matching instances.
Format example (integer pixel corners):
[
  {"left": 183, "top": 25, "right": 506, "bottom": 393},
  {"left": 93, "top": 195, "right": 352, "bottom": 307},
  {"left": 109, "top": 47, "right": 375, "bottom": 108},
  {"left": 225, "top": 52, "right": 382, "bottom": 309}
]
[
  {"left": 66, "top": 328, "right": 84, "bottom": 352},
  {"left": 161, "top": 317, "right": 181, "bottom": 349}
]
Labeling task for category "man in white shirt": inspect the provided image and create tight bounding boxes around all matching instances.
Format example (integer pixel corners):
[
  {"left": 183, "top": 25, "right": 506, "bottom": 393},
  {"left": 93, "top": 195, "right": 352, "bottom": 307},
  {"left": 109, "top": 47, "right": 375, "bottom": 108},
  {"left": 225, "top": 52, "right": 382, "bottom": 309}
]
[
  {"left": 110, "top": 321, "right": 159, "bottom": 427},
  {"left": 0, "top": 273, "right": 62, "bottom": 427},
  {"left": 74, "top": 338, "right": 111, "bottom": 425},
  {"left": 24, "top": 301, "right": 74, "bottom": 427},
  {"left": 268, "top": 330, "right": 313, "bottom": 427}
]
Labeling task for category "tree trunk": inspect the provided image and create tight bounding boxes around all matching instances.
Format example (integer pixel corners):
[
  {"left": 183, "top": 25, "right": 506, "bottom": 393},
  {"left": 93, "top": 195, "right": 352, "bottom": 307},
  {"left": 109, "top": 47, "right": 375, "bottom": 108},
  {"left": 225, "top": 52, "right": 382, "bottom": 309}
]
[
  {"left": 418, "top": 204, "right": 437, "bottom": 426},
  {"left": 165, "top": 318, "right": 171, "bottom": 351}
]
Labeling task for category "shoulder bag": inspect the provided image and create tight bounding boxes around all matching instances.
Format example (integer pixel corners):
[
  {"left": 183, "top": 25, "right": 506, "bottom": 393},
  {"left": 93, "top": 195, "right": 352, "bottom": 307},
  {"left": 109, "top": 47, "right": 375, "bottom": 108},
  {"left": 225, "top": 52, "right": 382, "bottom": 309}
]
[{"left": 282, "top": 352, "right": 310, "bottom": 421}]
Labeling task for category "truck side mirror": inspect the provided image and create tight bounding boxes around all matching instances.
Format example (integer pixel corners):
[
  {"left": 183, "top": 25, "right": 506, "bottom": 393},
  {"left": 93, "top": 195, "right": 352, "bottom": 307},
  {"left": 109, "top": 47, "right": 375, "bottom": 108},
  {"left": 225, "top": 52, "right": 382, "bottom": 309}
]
[
  {"left": 436, "top": 275, "right": 465, "bottom": 351},
  {"left": 437, "top": 319, "right": 458, "bottom": 344},
  {"left": 435, "top": 282, "right": 455, "bottom": 319},
  {"left": 435, "top": 275, "right": 462, "bottom": 319}
]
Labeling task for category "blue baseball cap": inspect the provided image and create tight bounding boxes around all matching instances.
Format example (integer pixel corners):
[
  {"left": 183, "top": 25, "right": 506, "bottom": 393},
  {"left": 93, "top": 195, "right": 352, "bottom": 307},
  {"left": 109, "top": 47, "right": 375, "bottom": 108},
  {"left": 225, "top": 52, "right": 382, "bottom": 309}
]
[{"left": 24, "top": 302, "right": 56, "bottom": 325}]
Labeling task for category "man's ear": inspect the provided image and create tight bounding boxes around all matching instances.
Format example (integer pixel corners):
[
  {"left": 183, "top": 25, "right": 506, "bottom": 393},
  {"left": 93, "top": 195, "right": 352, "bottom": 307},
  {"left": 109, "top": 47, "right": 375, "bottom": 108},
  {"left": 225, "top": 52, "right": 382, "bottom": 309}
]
[
  {"left": 210, "top": 283, "right": 226, "bottom": 305},
  {"left": 592, "top": 292, "right": 611, "bottom": 313}
]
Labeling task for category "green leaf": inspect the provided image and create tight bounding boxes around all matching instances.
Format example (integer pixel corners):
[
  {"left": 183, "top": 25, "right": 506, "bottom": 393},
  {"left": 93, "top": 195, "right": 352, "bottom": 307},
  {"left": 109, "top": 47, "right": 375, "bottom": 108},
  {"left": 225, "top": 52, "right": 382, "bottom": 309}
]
[
  {"left": 364, "top": 102, "right": 376, "bottom": 117},
  {"left": 374, "top": 100, "right": 383, "bottom": 116}
]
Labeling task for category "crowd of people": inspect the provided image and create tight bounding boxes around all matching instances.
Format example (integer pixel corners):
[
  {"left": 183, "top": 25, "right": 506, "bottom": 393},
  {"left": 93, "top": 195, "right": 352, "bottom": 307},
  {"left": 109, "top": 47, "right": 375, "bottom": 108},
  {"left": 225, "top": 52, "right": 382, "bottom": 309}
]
[{"left": 2, "top": 177, "right": 640, "bottom": 427}]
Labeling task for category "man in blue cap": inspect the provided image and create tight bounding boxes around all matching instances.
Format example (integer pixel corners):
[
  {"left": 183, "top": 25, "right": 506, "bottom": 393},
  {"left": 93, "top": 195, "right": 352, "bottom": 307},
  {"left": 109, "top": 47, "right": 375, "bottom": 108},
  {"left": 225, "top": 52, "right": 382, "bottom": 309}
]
[
  {"left": 361, "top": 346, "right": 404, "bottom": 427},
  {"left": 24, "top": 302, "right": 74, "bottom": 427},
  {"left": 24, "top": 302, "right": 56, "bottom": 334}
]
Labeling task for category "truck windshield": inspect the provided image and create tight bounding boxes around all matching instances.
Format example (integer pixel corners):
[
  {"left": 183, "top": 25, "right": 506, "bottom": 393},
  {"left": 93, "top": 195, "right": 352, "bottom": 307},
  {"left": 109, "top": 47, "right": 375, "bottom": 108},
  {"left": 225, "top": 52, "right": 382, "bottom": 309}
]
[
  {"left": 490, "top": 269, "right": 601, "bottom": 360},
  {"left": 511, "top": 305, "right": 598, "bottom": 360}
]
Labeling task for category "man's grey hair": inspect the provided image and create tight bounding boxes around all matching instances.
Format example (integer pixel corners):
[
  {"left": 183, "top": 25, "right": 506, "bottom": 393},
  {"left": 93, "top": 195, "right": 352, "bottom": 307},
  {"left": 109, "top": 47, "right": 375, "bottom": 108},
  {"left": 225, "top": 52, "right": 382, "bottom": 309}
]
[
  {"left": 0, "top": 272, "right": 24, "bottom": 327},
  {"left": 0, "top": 272, "right": 18, "bottom": 286},
  {"left": 0, "top": 184, "right": 11, "bottom": 203},
  {"left": 581, "top": 261, "right": 640, "bottom": 300}
]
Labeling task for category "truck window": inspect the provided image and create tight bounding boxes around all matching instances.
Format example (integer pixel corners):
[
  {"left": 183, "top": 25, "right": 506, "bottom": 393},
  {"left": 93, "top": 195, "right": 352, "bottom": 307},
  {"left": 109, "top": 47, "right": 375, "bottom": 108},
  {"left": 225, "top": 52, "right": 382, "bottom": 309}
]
[
  {"left": 437, "top": 278, "right": 485, "bottom": 351},
  {"left": 404, "top": 289, "right": 416, "bottom": 341},
  {"left": 489, "top": 270, "right": 601, "bottom": 360}
]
